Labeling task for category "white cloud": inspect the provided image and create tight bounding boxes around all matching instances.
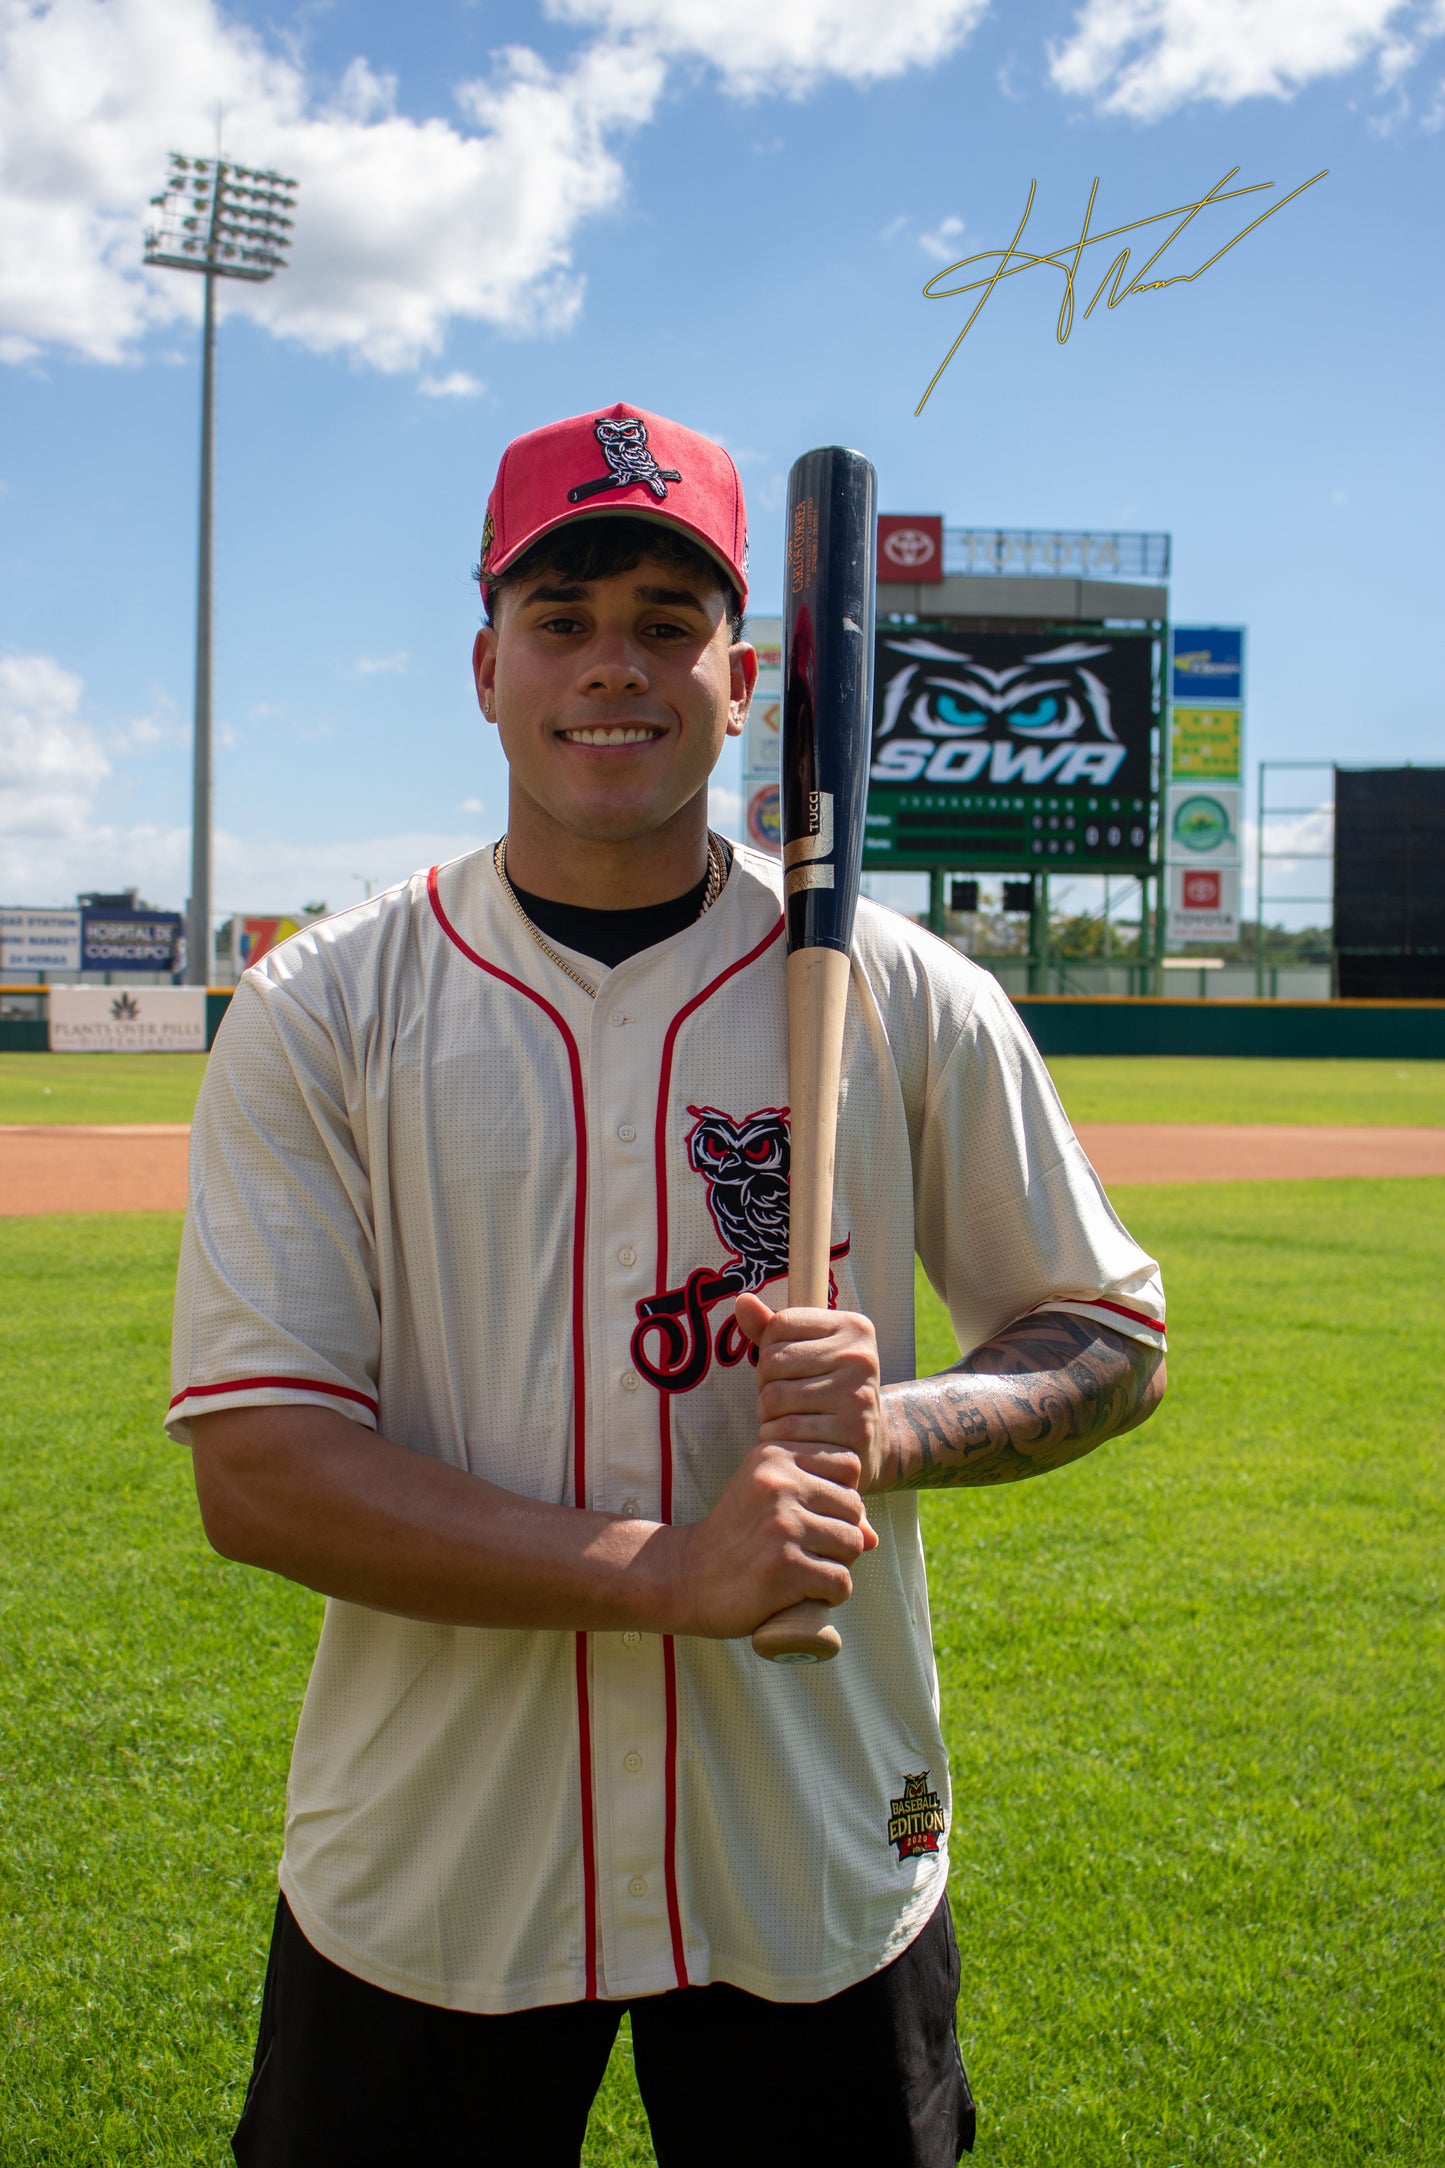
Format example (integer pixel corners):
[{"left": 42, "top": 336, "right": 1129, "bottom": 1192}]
[
  {"left": 109, "top": 712, "right": 171, "bottom": 753},
  {"left": 207, "top": 829, "right": 491, "bottom": 916},
  {"left": 0, "top": 0, "right": 665, "bottom": 369},
  {"left": 547, "top": 0, "right": 990, "bottom": 94},
  {"left": 919, "top": 213, "right": 965, "bottom": 261},
  {"left": 0, "top": 653, "right": 108, "bottom": 843},
  {"left": 707, "top": 779, "right": 742, "bottom": 837},
  {"left": 0, "top": 0, "right": 1000, "bottom": 373},
  {"left": 0, "top": 648, "right": 495, "bottom": 912},
  {"left": 353, "top": 652, "right": 410, "bottom": 677},
  {"left": 459, "top": 795, "right": 486, "bottom": 813},
  {"left": 3, "top": 818, "right": 497, "bottom": 914},
  {"left": 1049, "top": 0, "right": 1445, "bottom": 118},
  {"left": 418, "top": 371, "right": 485, "bottom": 398}
]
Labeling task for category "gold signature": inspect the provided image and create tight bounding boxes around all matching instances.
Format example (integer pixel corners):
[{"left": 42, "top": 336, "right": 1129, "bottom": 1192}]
[{"left": 916, "top": 165, "right": 1328, "bottom": 415}]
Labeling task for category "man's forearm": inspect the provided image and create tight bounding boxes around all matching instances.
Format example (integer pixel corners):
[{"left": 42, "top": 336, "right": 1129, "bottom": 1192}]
[
  {"left": 876, "top": 1314, "right": 1165, "bottom": 1491},
  {"left": 189, "top": 1401, "right": 872, "bottom": 1640},
  {"left": 191, "top": 1405, "right": 680, "bottom": 1632}
]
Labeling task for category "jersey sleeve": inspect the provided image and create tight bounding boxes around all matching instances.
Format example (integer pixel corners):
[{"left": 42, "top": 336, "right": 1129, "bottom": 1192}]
[
  {"left": 913, "top": 973, "right": 1165, "bottom": 1360},
  {"left": 166, "top": 970, "right": 381, "bottom": 1445}
]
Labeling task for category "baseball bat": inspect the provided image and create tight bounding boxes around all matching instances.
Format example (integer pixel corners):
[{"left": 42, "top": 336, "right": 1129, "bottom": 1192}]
[{"left": 750, "top": 445, "right": 878, "bottom": 1666}]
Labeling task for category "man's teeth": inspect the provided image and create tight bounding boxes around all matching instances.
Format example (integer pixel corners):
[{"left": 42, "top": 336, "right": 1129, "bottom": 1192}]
[{"left": 562, "top": 726, "right": 659, "bottom": 746}]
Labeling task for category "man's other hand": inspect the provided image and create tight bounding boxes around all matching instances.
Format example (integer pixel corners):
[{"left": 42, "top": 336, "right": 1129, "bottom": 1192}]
[
  {"left": 670, "top": 1433, "right": 877, "bottom": 1641},
  {"left": 734, "top": 1292, "right": 888, "bottom": 1492}
]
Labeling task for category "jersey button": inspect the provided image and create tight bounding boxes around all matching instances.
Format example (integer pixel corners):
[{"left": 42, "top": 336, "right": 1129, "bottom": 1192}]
[
  {"left": 620, "top": 1495, "right": 641, "bottom": 1518},
  {"left": 621, "top": 1631, "right": 641, "bottom": 1649},
  {"left": 623, "top": 1750, "right": 643, "bottom": 1774},
  {"left": 620, "top": 1372, "right": 639, "bottom": 1394},
  {"left": 618, "top": 1244, "right": 637, "bottom": 1268},
  {"left": 629, "top": 1877, "right": 648, "bottom": 1898},
  {"left": 617, "top": 1122, "right": 636, "bottom": 1142},
  {"left": 609, "top": 1011, "right": 629, "bottom": 1027}
]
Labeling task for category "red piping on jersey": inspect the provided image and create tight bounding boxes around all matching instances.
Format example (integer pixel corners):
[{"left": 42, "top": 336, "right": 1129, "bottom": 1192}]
[
  {"left": 660, "top": 1636, "right": 687, "bottom": 1991},
  {"left": 427, "top": 863, "right": 599, "bottom": 2003},
  {"left": 650, "top": 910, "right": 786, "bottom": 1989},
  {"left": 1033, "top": 1294, "right": 1165, "bottom": 1334},
  {"left": 168, "top": 1375, "right": 379, "bottom": 1417}
]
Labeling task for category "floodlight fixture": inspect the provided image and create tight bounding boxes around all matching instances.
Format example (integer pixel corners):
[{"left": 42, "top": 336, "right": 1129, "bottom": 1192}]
[
  {"left": 144, "top": 153, "right": 300, "bottom": 982},
  {"left": 144, "top": 154, "right": 298, "bottom": 283}
]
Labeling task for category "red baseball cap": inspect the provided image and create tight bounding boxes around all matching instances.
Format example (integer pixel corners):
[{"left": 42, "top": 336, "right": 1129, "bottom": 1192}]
[{"left": 479, "top": 401, "right": 749, "bottom": 609}]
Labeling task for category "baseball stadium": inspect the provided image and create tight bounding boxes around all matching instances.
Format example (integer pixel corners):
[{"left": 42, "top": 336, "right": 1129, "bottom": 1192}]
[{"left": 2, "top": 7, "right": 1442, "bottom": 2165}]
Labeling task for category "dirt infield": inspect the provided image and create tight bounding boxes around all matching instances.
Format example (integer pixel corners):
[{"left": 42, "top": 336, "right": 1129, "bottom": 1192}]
[
  {"left": 4, "top": 1121, "right": 1445, "bottom": 1217},
  {"left": 1, "top": 1125, "right": 193, "bottom": 1216},
  {"left": 1076, "top": 1123, "right": 1445, "bottom": 1185}
]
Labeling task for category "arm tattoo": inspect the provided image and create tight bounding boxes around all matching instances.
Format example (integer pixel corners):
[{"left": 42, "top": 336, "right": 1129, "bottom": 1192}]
[{"left": 878, "top": 1314, "right": 1164, "bottom": 1492}]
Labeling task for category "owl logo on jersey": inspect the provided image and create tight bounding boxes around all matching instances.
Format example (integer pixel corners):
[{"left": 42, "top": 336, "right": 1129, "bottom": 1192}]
[
  {"left": 687, "top": 1107, "right": 791, "bottom": 1292},
  {"left": 631, "top": 1104, "right": 849, "bottom": 1395},
  {"left": 567, "top": 416, "right": 682, "bottom": 506}
]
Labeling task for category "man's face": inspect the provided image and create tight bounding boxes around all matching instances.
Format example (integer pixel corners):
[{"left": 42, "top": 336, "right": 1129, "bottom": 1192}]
[{"left": 472, "top": 556, "right": 754, "bottom": 850}]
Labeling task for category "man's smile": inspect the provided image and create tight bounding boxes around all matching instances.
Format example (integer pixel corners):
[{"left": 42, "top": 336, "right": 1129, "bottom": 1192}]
[{"left": 557, "top": 724, "right": 666, "bottom": 746}]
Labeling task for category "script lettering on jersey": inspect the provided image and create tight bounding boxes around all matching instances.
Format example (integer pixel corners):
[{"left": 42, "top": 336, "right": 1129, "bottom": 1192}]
[
  {"left": 631, "top": 1104, "right": 850, "bottom": 1394},
  {"left": 915, "top": 165, "right": 1327, "bottom": 415}
]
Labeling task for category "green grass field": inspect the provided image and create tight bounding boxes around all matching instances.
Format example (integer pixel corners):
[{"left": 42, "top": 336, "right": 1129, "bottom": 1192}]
[
  {"left": 1043, "top": 1056, "right": 1445, "bottom": 1127},
  {"left": 0, "top": 1053, "right": 207, "bottom": 1125},
  {"left": 2, "top": 1182, "right": 1440, "bottom": 2163},
  {"left": 3, "top": 1049, "right": 1442, "bottom": 1129}
]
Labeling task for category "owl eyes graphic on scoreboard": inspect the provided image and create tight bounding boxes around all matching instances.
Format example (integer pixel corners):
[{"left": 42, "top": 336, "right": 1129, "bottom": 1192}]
[{"left": 875, "top": 636, "right": 1122, "bottom": 745}]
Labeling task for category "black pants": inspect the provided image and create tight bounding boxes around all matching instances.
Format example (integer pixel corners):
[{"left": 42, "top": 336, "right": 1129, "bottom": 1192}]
[{"left": 233, "top": 1893, "right": 975, "bottom": 2166}]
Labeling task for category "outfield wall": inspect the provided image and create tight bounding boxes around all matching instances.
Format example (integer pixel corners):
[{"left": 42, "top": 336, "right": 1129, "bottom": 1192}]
[
  {"left": 2, "top": 992, "right": 1443, "bottom": 1059},
  {"left": 1013, "top": 998, "right": 1445, "bottom": 1058}
]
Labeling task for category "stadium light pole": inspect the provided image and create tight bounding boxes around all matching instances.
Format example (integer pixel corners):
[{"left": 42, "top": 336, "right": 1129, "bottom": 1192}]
[{"left": 144, "top": 152, "right": 298, "bottom": 984}]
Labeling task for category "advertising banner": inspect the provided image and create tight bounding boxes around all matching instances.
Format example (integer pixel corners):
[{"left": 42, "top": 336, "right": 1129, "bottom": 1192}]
[
  {"left": 865, "top": 625, "right": 1158, "bottom": 872},
  {"left": 1171, "top": 626, "right": 1244, "bottom": 708},
  {"left": 748, "top": 618, "right": 782, "bottom": 681},
  {"left": 1167, "top": 783, "right": 1241, "bottom": 862},
  {"left": 745, "top": 781, "right": 781, "bottom": 852},
  {"left": 235, "top": 915, "right": 317, "bottom": 969},
  {"left": 740, "top": 615, "right": 782, "bottom": 857},
  {"left": 0, "top": 907, "right": 82, "bottom": 972},
  {"left": 80, "top": 908, "right": 184, "bottom": 974},
  {"left": 878, "top": 515, "right": 944, "bottom": 583},
  {"left": 49, "top": 985, "right": 206, "bottom": 1052},
  {"left": 1167, "top": 864, "right": 1240, "bottom": 944},
  {"left": 1170, "top": 706, "right": 1242, "bottom": 781}
]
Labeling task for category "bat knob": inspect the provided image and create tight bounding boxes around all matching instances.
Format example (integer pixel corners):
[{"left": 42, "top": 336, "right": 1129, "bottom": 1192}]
[{"left": 750, "top": 1599, "right": 843, "bottom": 1665}]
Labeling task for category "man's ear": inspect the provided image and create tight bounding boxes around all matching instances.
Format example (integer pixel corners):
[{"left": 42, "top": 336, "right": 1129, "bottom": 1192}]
[
  {"left": 727, "top": 639, "right": 758, "bottom": 740},
  {"left": 473, "top": 625, "right": 498, "bottom": 722}
]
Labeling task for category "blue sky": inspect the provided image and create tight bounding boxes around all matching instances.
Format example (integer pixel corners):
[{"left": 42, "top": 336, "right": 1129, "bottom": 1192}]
[{"left": 2, "top": 0, "right": 1441, "bottom": 930}]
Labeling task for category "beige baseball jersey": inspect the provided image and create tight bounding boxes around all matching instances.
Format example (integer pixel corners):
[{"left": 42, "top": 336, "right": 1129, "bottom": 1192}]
[{"left": 169, "top": 841, "right": 1164, "bottom": 2015}]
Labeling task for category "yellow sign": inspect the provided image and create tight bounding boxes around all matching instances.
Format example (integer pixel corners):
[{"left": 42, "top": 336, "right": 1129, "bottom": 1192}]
[{"left": 1171, "top": 706, "right": 1241, "bottom": 781}]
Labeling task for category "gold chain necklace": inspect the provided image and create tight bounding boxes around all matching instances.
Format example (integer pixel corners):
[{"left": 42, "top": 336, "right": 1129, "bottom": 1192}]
[{"left": 492, "top": 833, "right": 726, "bottom": 1000}]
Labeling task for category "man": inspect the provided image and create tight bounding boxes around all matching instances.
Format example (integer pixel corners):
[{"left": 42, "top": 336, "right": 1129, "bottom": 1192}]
[{"left": 171, "top": 401, "right": 1166, "bottom": 2167}]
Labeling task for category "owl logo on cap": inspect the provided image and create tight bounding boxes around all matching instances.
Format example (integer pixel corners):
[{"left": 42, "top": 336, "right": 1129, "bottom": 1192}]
[{"left": 568, "top": 415, "right": 682, "bottom": 505}]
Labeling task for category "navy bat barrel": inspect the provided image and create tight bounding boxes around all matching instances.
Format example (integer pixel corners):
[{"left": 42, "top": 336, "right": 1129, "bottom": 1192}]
[{"left": 780, "top": 446, "right": 878, "bottom": 956}]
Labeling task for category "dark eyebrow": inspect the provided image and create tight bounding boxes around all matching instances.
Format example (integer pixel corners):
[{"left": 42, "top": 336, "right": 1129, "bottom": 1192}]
[
  {"left": 630, "top": 584, "right": 710, "bottom": 612},
  {"left": 519, "top": 583, "right": 590, "bottom": 606}
]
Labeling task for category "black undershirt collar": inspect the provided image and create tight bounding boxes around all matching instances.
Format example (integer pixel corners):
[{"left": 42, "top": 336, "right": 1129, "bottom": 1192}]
[{"left": 507, "top": 845, "right": 730, "bottom": 970}]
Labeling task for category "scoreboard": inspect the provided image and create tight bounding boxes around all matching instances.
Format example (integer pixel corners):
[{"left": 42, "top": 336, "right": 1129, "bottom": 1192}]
[
  {"left": 864, "top": 790, "right": 1150, "bottom": 870},
  {"left": 862, "top": 623, "right": 1161, "bottom": 876}
]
